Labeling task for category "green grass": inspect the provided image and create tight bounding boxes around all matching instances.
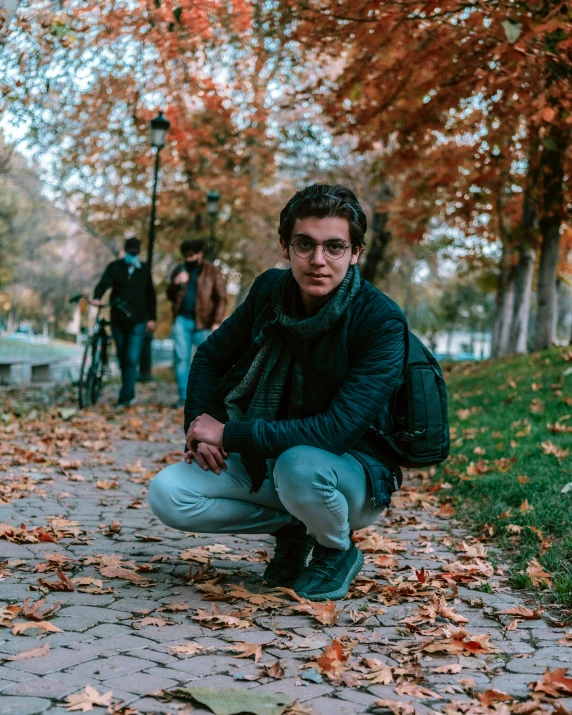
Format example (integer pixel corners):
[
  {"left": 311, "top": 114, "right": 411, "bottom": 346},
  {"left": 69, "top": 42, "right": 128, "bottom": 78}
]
[{"left": 435, "top": 348, "right": 572, "bottom": 606}]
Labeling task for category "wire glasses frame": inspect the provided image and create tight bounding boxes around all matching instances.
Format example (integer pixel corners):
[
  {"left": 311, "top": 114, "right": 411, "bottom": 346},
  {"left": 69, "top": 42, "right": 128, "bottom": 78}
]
[{"left": 288, "top": 238, "right": 354, "bottom": 261}]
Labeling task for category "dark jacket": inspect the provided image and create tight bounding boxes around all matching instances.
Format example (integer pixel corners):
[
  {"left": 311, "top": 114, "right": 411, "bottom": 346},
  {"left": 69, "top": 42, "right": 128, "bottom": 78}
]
[
  {"left": 185, "top": 268, "right": 408, "bottom": 509},
  {"left": 93, "top": 259, "right": 156, "bottom": 325},
  {"left": 167, "top": 261, "right": 227, "bottom": 329}
]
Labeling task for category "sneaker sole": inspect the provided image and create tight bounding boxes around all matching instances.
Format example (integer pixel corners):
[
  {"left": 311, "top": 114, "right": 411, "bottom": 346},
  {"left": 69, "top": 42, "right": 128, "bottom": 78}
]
[{"left": 295, "top": 547, "right": 364, "bottom": 602}]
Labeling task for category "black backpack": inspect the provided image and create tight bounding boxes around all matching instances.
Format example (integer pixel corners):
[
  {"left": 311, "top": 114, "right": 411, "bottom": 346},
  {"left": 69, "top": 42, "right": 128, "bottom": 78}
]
[
  {"left": 278, "top": 324, "right": 450, "bottom": 469},
  {"left": 372, "top": 331, "right": 450, "bottom": 468}
]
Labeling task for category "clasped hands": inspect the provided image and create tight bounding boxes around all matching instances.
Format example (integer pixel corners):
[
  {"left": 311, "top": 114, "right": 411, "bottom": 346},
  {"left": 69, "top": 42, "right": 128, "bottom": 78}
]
[{"left": 185, "top": 413, "right": 227, "bottom": 474}]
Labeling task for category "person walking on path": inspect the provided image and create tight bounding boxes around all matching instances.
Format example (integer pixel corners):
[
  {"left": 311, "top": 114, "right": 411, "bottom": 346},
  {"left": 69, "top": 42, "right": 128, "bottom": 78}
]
[
  {"left": 92, "top": 236, "right": 157, "bottom": 407},
  {"left": 149, "top": 185, "right": 407, "bottom": 601},
  {"left": 166, "top": 238, "right": 227, "bottom": 408}
]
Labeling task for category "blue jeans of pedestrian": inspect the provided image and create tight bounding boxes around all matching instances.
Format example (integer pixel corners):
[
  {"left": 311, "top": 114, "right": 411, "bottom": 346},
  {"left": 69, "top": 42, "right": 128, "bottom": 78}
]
[
  {"left": 148, "top": 446, "right": 385, "bottom": 550},
  {"left": 172, "top": 315, "right": 211, "bottom": 400},
  {"left": 111, "top": 321, "right": 147, "bottom": 403}
]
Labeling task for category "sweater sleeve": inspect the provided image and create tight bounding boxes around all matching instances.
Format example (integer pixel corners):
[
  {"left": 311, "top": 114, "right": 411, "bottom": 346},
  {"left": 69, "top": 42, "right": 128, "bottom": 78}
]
[
  {"left": 183, "top": 272, "right": 267, "bottom": 434},
  {"left": 223, "top": 318, "right": 406, "bottom": 456},
  {"left": 93, "top": 263, "right": 113, "bottom": 300}
]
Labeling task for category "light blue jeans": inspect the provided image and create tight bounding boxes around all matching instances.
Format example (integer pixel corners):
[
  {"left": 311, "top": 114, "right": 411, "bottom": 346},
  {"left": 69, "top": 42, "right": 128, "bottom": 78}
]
[
  {"left": 148, "top": 446, "right": 384, "bottom": 550},
  {"left": 172, "top": 315, "right": 211, "bottom": 400}
]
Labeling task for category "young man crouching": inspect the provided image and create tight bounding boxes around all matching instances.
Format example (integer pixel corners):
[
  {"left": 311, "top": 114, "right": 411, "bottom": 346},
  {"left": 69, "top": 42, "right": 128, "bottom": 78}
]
[{"left": 149, "top": 184, "right": 407, "bottom": 601}]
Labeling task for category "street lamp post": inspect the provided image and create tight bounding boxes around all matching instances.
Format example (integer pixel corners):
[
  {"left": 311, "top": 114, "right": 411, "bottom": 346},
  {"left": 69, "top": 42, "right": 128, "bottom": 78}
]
[
  {"left": 139, "top": 111, "right": 170, "bottom": 382},
  {"left": 206, "top": 190, "right": 220, "bottom": 262}
]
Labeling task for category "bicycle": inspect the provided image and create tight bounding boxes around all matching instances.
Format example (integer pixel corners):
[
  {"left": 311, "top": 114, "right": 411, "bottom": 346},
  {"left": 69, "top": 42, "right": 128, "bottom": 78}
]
[{"left": 69, "top": 294, "right": 111, "bottom": 408}]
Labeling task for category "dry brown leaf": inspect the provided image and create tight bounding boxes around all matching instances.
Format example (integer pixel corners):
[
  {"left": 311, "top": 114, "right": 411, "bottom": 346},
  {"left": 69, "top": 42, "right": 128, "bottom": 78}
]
[
  {"left": 526, "top": 558, "right": 553, "bottom": 587},
  {"left": 558, "top": 633, "right": 572, "bottom": 646},
  {"left": 394, "top": 682, "right": 442, "bottom": 699},
  {"left": 64, "top": 684, "right": 114, "bottom": 711},
  {"left": 280, "top": 588, "right": 344, "bottom": 625},
  {"left": 259, "top": 661, "right": 285, "bottom": 679},
  {"left": 22, "top": 597, "right": 61, "bottom": 621},
  {"left": 99, "top": 565, "right": 154, "bottom": 586},
  {"left": 38, "top": 568, "right": 74, "bottom": 592},
  {"left": 540, "top": 441, "right": 569, "bottom": 460},
  {"left": 479, "top": 689, "right": 514, "bottom": 707},
  {"left": 498, "top": 605, "right": 544, "bottom": 619},
  {"left": 362, "top": 658, "right": 393, "bottom": 685},
  {"left": 96, "top": 479, "right": 119, "bottom": 490},
  {"left": 12, "top": 620, "right": 63, "bottom": 635},
  {"left": 168, "top": 642, "right": 207, "bottom": 656},
  {"left": 433, "top": 663, "right": 462, "bottom": 673},
  {"left": 226, "top": 641, "right": 263, "bottom": 663},
  {"left": 372, "top": 700, "right": 415, "bottom": 715},
  {"left": 134, "top": 616, "right": 172, "bottom": 628},
  {"left": 191, "top": 606, "right": 252, "bottom": 630},
  {"left": 5, "top": 643, "right": 50, "bottom": 661},
  {"left": 533, "top": 667, "right": 572, "bottom": 696}
]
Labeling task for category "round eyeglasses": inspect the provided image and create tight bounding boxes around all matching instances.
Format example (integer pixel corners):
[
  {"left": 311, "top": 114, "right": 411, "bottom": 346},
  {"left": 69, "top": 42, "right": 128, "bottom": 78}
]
[{"left": 289, "top": 238, "right": 352, "bottom": 261}]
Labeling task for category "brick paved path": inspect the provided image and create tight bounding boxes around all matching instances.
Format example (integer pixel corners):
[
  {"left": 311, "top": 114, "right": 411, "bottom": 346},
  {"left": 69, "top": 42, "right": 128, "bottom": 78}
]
[{"left": 0, "top": 384, "right": 570, "bottom": 714}]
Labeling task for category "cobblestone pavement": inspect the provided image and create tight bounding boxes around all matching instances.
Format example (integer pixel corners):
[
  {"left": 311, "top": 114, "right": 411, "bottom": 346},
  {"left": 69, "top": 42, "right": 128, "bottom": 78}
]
[{"left": 1, "top": 384, "right": 571, "bottom": 715}]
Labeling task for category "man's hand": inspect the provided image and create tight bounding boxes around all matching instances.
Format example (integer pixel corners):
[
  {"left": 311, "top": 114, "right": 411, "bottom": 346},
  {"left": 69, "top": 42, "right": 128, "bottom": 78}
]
[
  {"left": 186, "top": 414, "right": 225, "bottom": 451},
  {"left": 211, "top": 323, "right": 221, "bottom": 332},
  {"left": 174, "top": 271, "right": 189, "bottom": 285},
  {"left": 146, "top": 320, "right": 157, "bottom": 332},
  {"left": 90, "top": 299, "right": 104, "bottom": 307},
  {"left": 185, "top": 443, "right": 228, "bottom": 474}
]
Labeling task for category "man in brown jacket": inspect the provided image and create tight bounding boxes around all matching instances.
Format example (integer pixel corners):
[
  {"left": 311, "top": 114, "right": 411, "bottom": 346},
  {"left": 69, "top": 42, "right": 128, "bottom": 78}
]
[{"left": 167, "top": 238, "right": 227, "bottom": 407}]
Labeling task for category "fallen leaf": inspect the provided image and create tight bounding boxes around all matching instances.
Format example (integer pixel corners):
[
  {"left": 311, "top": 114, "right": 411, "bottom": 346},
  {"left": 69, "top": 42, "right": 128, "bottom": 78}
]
[
  {"left": 558, "top": 633, "right": 572, "bottom": 646},
  {"left": 226, "top": 642, "right": 263, "bottom": 663},
  {"left": 433, "top": 663, "right": 462, "bottom": 673},
  {"left": 479, "top": 689, "right": 514, "bottom": 707},
  {"left": 533, "top": 667, "right": 572, "bottom": 696},
  {"left": 394, "top": 682, "right": 442, "bottom": 699},
  {"left": 4, "top": 643, "right": 50, "bottom": 661},
  {"left": 498, "top": 605, "right": 544, "bottom": 619},
  {"left": 526, "top": 558, "right": 552, "bottom": 587},
  {"left": 64, "top": 684, "right": 114, "bottom": 711},
  {"left": 372, "top": 701, "right": 415, "bottom": 715},
  {"left": 168, "top": 642, "right": 207, "bottom": 656},
  {"left": 99, "top": 565, "right": 154, "bottom": 586},
  {"left": 38, "top": 569, "right": 74, "bottom": 592},
  {"left": 12, "top": 620, "right": 63, "bottom": 635},
  {"left": 22, "top": 597, "right": 61, "bottom": 621},
  {"left": 96, "top": 480, "right": 119, "bottom": 490}
]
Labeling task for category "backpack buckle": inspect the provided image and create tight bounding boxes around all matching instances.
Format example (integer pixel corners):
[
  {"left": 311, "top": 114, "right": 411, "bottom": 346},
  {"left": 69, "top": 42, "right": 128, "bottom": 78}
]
[{"left": 400, "top": 429, "right": 426, "bottom": 443}]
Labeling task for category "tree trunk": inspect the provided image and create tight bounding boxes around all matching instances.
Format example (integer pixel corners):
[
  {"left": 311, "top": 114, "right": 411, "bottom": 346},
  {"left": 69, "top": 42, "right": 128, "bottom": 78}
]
[
  {"left": 491, "top": 241, "right": 517, "bottom": 358},
  {"left": 534, "top": 126, "right": 566, "bottom": 350},
  {"left": 509, "top": 243, "right": 536, "bottom": 353},
  {"left": 361, "top": 206, "right": 392, "bottom": 284}
]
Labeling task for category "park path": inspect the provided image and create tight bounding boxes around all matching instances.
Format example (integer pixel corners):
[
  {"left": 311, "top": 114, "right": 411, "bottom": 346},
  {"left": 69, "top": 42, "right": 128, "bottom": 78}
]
[{"left": 0, "top": 382, "right": 571, "bottom": 715}]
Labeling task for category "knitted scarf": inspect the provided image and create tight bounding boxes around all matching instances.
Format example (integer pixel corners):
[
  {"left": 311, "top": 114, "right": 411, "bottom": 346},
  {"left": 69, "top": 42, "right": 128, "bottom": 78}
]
[{"left": 224, "top": 264, "right": 361, "bottom": 490}]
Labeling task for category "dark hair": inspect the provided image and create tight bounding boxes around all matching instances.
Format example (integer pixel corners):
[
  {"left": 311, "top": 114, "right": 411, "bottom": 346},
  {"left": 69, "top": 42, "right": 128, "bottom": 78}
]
[
  {"left": 180, "top": 238, "right": 206, "bottom": 256},
  {"left": 278, "top": 184, "right": 367, "bottom": 248}
]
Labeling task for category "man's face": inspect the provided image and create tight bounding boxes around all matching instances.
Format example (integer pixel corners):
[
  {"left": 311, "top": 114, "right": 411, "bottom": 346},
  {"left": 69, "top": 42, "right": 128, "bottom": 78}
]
[
  {"left": 280, "top": 216, "right": 360, "bottom": 308},
  {"left": 184, "top": 251, "right": 203, "bottom": 263}
]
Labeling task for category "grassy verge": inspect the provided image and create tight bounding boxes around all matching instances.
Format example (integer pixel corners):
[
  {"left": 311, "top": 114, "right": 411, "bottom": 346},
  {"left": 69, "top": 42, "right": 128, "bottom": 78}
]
[{"left": 435, "top": 348, "right": 572, "bottom": 606}]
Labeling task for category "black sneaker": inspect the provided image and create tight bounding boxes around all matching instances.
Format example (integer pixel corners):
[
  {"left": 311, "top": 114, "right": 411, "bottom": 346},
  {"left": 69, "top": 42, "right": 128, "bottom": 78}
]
[
  {"left": 263, "top": 524, "right": 314, "bottom": 588},
  {"left": 293, "top": 541, "right": 364, "bottom": 601}
]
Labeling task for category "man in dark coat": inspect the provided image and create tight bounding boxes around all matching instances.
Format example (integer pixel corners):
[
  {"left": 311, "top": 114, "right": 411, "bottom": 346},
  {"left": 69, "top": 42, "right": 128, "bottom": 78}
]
[
  {"left": 92, "top": 237, "right": 157, "bottom": 407},
  {"left": 149, "top": 185, "right": 406, "bottom": 601},
  {"left": 166, "top": 238, "right": 227, "bottom": 408}
]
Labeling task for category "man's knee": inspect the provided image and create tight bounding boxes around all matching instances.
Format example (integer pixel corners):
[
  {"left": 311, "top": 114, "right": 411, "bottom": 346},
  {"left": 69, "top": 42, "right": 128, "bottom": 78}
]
[
  {"left": 148, "top": 463, "right": 199, "bottom": 530},
  {"left": 274, "top": 446, "right": 332, "bottom": 497}
]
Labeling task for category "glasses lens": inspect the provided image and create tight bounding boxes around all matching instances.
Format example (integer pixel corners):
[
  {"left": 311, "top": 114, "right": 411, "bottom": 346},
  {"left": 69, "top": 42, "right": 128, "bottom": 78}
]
[
  {"left": 324, "top": 242, "right": 347, "bottom": 260},
  {"left": 292, "top": 239, "right": 315, "bottom": 258}
]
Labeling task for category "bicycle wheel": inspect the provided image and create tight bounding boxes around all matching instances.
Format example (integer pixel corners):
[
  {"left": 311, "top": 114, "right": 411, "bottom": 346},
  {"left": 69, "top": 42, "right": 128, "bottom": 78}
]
[
  {"left": 78, "top": 336, "right": 103, "bottom": 408},
  {"left": 90, "top": 336, "right": 108, "bottom": 404}
]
